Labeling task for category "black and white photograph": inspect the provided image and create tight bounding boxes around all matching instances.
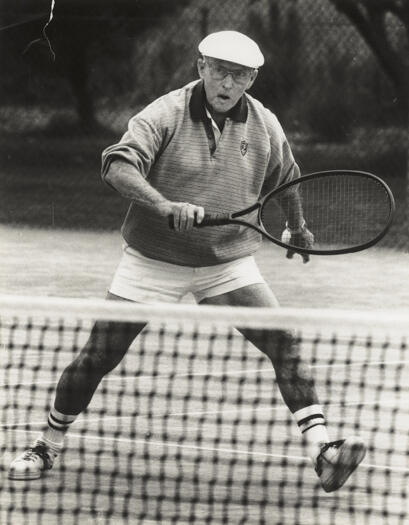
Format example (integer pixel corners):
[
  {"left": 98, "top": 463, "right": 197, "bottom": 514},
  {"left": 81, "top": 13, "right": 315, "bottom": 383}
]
[{"left": 1, "top": 1, "right": 408, "bottom": 523}]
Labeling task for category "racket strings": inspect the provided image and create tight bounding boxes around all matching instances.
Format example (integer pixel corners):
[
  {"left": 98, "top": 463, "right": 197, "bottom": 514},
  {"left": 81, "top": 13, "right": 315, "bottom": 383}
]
[{"left": 260, "top": 174, "right": 392, "bottom": 251}]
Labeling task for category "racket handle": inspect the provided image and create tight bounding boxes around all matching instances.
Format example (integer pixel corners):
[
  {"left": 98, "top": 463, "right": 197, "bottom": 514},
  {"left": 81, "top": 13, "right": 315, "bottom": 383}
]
[
  {"left": 168, "top": 213, "right": 230, "bottom": 229},
  {"left": 196, "top": 213, "right": 231, "bottom": 227}
]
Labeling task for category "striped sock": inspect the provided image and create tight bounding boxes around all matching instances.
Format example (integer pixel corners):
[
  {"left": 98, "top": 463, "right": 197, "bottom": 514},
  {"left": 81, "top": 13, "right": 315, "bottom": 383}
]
[
  {"left": 42, "top": 407, "right": 78, "bottom": 446},
  {"left": 293, "top": 404, "right": 329, "bottom": 463}
]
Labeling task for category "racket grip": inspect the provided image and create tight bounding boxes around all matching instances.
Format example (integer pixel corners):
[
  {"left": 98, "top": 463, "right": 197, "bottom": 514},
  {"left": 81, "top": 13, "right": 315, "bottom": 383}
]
[
  {"left": 168, "top": 213, "right": 230, "bottom": 229},
  {"left": 196, "top": 213, "right": 231, "bottom": 227}
]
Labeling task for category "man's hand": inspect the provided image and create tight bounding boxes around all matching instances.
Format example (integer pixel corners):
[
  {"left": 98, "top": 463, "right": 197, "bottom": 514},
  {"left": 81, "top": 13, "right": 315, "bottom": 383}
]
[
  {"left": 103, "top": 163, "right": 205, "bottom": 231},
  {"left": 281, "top": 225, "right": 314, "bottom": 264},
  {"left": 159, "top": 201, "right": 205, "bottom": 232}
]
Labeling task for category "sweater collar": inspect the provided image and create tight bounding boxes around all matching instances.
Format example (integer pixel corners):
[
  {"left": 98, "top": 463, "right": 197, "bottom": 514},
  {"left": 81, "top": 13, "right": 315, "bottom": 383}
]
[{"left": 189, "top": 80, "right": 248, "bottom": 123}]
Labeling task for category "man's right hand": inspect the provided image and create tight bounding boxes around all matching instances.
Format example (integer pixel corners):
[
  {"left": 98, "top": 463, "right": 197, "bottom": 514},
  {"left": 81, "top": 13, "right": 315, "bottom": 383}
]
[{"left": 158, "top": 201, "right": 205, "bottom": 232}]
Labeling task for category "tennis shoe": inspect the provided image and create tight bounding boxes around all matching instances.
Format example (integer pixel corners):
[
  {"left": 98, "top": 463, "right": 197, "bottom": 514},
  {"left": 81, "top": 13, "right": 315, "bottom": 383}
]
[
  {"left": 315, "top": 436, "right": 366, "bottom": 492},
  {"left": 8, "top": 440, "right": 59, "bottom": 480}
]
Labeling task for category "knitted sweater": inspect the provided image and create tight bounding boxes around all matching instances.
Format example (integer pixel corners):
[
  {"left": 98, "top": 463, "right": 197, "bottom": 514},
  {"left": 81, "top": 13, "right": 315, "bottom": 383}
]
[{"left": 101, "top": 80, "right": 299, "bottom": 266}]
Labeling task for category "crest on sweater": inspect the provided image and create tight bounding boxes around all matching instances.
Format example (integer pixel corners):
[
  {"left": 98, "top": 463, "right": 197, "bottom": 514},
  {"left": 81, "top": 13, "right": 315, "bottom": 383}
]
[{"left": 240, "top": 139, "right": 248, "bottom": 156}]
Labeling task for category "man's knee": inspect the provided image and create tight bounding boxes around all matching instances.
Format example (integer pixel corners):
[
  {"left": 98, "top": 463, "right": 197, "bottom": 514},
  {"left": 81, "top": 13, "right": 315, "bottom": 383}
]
[
  {"left": 240, "top": 327, "right": 298, "bottom": 360},
  {"left": 86, "top": 320, "right": 144, "bottom": 358},
  {"left": 72, "top": 327, "right": 129, "bottom": 377}
]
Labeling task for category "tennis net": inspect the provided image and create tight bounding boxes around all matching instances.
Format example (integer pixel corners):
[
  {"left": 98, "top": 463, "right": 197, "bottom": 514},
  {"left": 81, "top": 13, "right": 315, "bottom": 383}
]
[{"left": 1, "top": 295, "right": 408, "bottom": 525}]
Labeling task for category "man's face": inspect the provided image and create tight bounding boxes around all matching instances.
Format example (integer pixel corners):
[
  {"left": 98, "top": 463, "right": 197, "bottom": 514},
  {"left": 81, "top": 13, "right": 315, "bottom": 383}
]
[{"left": 197, "top": 57, "right": 258, "bottom": 115}]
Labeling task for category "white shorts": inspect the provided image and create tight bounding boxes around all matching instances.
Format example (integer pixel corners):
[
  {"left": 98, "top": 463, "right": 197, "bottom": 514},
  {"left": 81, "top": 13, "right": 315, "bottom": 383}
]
[{"left": 109, "top": 245, "right": 266, "bottom": 304}]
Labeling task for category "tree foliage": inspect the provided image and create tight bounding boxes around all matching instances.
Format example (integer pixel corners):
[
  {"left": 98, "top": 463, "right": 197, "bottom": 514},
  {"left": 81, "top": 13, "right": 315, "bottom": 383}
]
[
  {"left": 330, "top": 0, "right": 409, "bottom": 122},
  {"left": 3, "top": 0, "right": 190, "bottom": 133}
]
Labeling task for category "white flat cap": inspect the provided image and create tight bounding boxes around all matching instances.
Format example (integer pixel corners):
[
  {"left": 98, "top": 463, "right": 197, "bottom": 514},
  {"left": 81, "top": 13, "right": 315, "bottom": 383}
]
[{"left": 198, "top": 30, "right": 264, "bottom": 68}]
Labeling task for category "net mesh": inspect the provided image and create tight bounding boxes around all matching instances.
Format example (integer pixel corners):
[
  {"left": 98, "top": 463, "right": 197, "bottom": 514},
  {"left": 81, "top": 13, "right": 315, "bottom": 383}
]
[{"left": 1, "top": 296, "right": 408, "bottom": 525}]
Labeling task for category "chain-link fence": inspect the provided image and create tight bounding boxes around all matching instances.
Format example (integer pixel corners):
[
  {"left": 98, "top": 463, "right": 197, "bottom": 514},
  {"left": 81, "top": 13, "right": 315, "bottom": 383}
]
[{"left": 0, "top": 0, "right": 407, "bottom": 250}]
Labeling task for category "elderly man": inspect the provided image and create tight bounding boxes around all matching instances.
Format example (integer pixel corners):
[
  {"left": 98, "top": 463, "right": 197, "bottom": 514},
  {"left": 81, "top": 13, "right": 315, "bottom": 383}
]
[{"left": 9, "top": 31, "right": 365, "bottom": 492}]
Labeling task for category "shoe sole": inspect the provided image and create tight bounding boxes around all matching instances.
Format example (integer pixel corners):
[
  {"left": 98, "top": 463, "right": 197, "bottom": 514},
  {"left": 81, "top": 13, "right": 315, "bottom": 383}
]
[
  {"left": 8, "top": 469, "right": 42, "bottom": 481},
  {"left": 321, "top": 437, "right": 366, "bottom": 492}
]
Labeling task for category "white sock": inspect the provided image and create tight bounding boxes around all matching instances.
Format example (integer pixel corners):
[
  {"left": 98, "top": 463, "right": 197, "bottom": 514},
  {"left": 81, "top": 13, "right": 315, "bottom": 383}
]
[
  {"left": 41, "top": 406, "right": 78, "bottom": 447},
  {"left": 293, "top": 404, "right": 329, "bottom": 463},
  {"left": 35, "top": 435, "right": 62, "bottom": 456}
]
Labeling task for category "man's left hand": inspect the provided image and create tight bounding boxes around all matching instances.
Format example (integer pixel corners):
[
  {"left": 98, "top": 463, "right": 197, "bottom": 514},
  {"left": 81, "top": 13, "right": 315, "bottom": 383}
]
[{"left": 281, "top": 226, "right": 314, "bottom": 264}]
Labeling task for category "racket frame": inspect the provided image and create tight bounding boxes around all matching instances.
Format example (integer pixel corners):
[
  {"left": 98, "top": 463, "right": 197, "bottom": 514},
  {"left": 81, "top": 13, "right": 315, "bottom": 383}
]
[{"left": 204, "top": 170, "right": 396, "bottom": 255}]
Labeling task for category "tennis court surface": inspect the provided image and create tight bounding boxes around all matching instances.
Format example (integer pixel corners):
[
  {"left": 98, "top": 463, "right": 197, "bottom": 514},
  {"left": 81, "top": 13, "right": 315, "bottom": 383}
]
[{"left": 1, "top": 296, "right": 408, "bottom": 524}]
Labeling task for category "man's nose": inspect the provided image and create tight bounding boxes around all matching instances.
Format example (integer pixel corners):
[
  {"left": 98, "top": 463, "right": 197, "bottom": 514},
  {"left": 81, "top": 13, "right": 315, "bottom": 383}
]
[{"left": 221, "top": 73, "right": 234, "bottom": 88}]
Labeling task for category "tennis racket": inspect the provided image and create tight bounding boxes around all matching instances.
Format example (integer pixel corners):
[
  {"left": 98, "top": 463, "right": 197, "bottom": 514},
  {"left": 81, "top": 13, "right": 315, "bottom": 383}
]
[{"left": 196, "top": 170, "right": 395, "bottom": 256}]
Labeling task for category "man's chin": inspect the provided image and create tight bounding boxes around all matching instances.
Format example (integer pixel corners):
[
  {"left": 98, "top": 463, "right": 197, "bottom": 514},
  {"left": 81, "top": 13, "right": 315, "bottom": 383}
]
[{"left": 209, "top": 98, "right": 235, "bottom": 114}]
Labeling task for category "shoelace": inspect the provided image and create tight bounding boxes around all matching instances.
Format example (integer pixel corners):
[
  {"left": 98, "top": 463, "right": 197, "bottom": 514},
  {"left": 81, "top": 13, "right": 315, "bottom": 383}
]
[
  {"left": 315, "top": 439, "right": 344, "bottom": 475},
  {"left": 22, "top": 445, "right": 51, "bottom": 465}
]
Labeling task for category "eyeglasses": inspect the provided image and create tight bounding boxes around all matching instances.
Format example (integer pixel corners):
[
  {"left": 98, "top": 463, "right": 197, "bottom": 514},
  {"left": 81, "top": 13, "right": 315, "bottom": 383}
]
[{"left": 204, "top": 60, "right": 254, "bottom": 84}]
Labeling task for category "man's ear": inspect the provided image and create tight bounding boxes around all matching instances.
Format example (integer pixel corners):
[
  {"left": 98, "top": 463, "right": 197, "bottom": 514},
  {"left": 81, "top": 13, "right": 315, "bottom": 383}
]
[
  {"left": 246, "top": 69, "right": 258, "bottom": 90},
  {"left": 197, "top": 57, "right": 206, "bottom": 79}
]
